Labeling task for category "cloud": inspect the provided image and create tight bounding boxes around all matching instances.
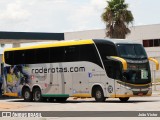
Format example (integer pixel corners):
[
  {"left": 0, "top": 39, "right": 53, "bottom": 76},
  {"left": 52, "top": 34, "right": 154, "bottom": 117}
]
[
  {"left": 0, "top": 0, "right": 107, "bottom": 32},
  {"left": 91, "top": 0, "right": 107, "bottom": 11},
  {"left": 0, "top": 0, "right": 30, "bottom": 21},
  {"left": 67, "top": 0, "right": 107, "bottom": 31}
]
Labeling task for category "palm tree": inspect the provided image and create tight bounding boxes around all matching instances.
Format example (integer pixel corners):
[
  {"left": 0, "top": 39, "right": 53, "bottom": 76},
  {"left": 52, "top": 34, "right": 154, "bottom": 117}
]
[{"left": 101, "top": 0, "right": 134, "bottom": 39}]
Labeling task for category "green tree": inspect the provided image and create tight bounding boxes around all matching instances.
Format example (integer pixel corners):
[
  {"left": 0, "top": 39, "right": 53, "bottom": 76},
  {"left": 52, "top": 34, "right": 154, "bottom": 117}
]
[{"left": 101, "top": 0, "right": 134, "bottom": 39}]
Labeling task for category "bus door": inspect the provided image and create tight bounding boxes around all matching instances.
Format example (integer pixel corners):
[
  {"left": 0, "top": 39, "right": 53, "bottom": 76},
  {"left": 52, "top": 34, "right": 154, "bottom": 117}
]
[
  {"left": 105, "top": 60, "right": 122, "bottom": 97},
  {"left": 71, "top": 63, "right": 89, "bottom": 96},
  {"left": 43, "top": 63, "right": 58, "bottom": 95},
  {"left": 58, "top": 63, "right": 72, "bottom": 95},
  {"left": 72, "top": 72, "right": 89, "bottom": 96},
  {"left": 44, "top": 63, "right": 65, "bottom": 95}
]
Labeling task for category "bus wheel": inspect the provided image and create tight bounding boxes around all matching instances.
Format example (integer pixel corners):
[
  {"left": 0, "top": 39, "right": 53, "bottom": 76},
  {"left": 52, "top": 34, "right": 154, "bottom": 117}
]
[
  {"left": 119, "top": 97, "right": 129, "bottom": 102},
  {"left": 33, "top": 88, "right": 43, "bottom": 102},
  {"left": 56, "top": 97, "right": 68, "bottom": 102},
  {"left": 94, "top": 87, "right": 106, "bottom": 102},
  {"left": 23, "top": 88, "right": 33, "bottom": 102}
]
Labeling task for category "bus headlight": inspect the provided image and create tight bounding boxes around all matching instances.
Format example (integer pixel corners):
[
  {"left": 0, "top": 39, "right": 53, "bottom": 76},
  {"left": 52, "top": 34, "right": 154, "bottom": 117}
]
[
  {"left": 125, "top": 86, "right": 131, "bottom": 90},
  {"left": 120, "top": 84, "right": 131, "bottom": 90}
]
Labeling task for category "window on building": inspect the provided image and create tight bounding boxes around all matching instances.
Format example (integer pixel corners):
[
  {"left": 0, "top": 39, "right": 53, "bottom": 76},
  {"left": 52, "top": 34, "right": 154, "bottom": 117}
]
[
  {"left": 149, "top": 40, "right": 153, "bottom": 47},
  {"left": 143, "top": 40, "right": 149, "bottom": 47},
  {"left": 154, "top": 39, "right": 159, "bottom": 46},
  {"left": 143, "top": 39, "right": 160, "bottom": 47}
]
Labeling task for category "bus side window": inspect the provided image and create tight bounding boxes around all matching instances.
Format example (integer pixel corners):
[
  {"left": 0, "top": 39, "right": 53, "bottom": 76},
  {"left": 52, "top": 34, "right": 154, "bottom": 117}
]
[
  {"left": 50, "top": 47, "right": 65, "bottom": 63},
  {"left": 14, "top": 50, "right": 25, "bottom": 64},
  {"left": 65, "top": 46, "right": 79, "bottom": 62},
  {"left": 25, "top": 49, "right": 36, "bottom": 64},
  {"left": 96, "top": 43, "right": 117, "bottom": 61},
  {"left": 35, "top": 48, "right": 50, "bottom": 64},
  {"left": 4, "top": 51, "right": 14, "bottom": 65},
  {"left": 79, "top": 45, "right": 102, "bottom": 68}
]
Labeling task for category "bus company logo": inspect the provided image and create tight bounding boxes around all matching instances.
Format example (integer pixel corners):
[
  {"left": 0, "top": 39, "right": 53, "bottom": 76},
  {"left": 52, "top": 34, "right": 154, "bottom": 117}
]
[
  {"left": 108, "top": 85, "right": 113, "bottom": 93},
  {"left": 88, "top": 73, "right": 92, "bottom": 78},
  {"left": 32, "top": 67, "right": 85, "bottom": 74},
  {"left": 73, "top": 89, "right": 77, "bottom": 93}
]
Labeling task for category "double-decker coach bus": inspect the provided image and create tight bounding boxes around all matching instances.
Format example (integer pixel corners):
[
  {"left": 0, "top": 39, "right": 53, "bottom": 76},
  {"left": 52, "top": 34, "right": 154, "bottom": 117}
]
[{"left": 2, "top": 39, "right": 159, "bottom": 102}]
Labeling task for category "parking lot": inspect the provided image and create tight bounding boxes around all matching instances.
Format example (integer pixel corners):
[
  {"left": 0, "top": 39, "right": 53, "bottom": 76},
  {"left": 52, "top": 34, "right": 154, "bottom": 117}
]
[{"left": 0, "top": 93, "right": 160, "bottom": 111}]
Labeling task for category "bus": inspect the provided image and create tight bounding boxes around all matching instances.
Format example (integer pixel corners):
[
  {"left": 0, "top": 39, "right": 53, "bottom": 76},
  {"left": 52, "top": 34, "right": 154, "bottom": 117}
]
[{"left": 2, "top": 39, "right": 159, "bottom": 102}]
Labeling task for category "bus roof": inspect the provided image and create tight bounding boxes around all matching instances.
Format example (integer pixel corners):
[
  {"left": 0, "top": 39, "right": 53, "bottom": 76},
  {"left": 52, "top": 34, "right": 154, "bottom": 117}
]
[
  {"left": 4, "top": 39, "right": 94, "bottom": 52},
  {"left": 4, "top": 38, "right": 141, "bottom": 52}
]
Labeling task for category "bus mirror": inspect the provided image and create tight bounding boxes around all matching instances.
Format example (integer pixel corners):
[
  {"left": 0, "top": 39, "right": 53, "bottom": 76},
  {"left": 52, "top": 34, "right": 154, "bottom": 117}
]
[
  {"left": 1, "top": 63, "right": 4, "bottom": 77},
  {"left": 107, "top": 56, "right": 127, "bottom": 71},
  {"left": 148, "top": 57, "right": 159, "bottom": 70}
]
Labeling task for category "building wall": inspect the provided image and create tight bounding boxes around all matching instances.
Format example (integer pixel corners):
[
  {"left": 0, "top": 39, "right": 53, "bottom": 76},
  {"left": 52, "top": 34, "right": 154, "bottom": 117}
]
[{"left": 65, "top": 29, "right": 106, "bottom": 40}]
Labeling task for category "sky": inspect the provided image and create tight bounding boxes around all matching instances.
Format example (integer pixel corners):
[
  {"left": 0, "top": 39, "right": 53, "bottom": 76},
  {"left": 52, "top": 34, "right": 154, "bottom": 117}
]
[{"left": 0, "top": 0, "right": 160, "bottom": 33}]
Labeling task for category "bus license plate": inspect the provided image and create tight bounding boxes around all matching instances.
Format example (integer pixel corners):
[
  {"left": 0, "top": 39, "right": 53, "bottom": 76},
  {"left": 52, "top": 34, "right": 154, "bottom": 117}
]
[
  {"left": 141, "top": 70, "right": 148, "bottom": 79},
  {"left": 138, "top": 93, "right": 143, "bottom": 96}
]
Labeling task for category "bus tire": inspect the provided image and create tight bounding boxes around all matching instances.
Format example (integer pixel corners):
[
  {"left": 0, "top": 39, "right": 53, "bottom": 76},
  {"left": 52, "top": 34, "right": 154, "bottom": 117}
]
[
  {"left": 119, "top": 97, "right": 129, "bottom": 102},
  {"left": 56, "top": 97, "right": 68, "bottom": 102},
  {"left": 33, "top": 88, "right": 43, "bottom": 102},
  {"left": 94, "top": 87, "right": 106, "bottom": 102},
  {"left": 23, "top": 88, "right": 33, "bottom": 102}
]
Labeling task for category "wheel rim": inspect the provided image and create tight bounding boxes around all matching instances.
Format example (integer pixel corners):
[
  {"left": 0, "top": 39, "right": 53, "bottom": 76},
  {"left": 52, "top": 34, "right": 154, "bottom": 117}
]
[
  {"left": 96, "top": 90, "right": 102, "bottom": 99},
  {"left": 35, "top": 91, "right": 41, "bottom": 101},
  {"left": 24, "top": 91, "right": 30, "bottom": 99}
]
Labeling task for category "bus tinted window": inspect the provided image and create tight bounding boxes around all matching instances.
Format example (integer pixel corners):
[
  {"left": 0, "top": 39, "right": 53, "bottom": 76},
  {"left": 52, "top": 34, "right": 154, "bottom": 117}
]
[
  {"left": 79, "top": 45, "right": 102, "bottom": 67},
  {"left": 4, "top": 51, "right": 14, "bottom": 65},
  {"left": 50, "top": 47, "right": 65, "bottom": 63},
  {"left": 35, "top": 48, "right": 50, "bottom": 63},
  {"left": 4, "top": 44, "right": 102, "bottom": 67},
  {"left": 96, "top": 44, "right": 117, "bottom": 60},
  {"left": 117, "top": 44, "right": 147, "bottom": 58},
  {"left": 25, "top": 49, "right": 36, "bottom": 64},
  {"left": 14, "top": 50, "right": 25, "bottom": 64},
  {"left": 65, "top": 46, "right": 79, "bottom": 62}
]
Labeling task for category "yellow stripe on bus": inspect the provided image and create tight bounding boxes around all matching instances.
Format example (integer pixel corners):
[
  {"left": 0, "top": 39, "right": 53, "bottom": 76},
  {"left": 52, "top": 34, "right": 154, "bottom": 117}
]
[
  {"left": 72, "top": 94, "right": 92, "bottom": 98},
  {"left": 3, "top": 92, "right": 18, "bottom": 97},
  {"left": 110, "top": 56, "right": 127, "bottom": 71},
  {"left": 148, "top": 57, "right": 159, "bottom": 70},
  {"left": 4, "top": 39, "right": 94, "bottom": 51},
  {"left": 110, "top": 94, "right": 134, "bottom": 98}
]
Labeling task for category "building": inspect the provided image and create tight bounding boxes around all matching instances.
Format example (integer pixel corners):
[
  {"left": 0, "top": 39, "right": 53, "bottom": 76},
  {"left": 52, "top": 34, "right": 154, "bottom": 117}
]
[{"left": 0, "top": 31, "right": 64, "bottom": 47}]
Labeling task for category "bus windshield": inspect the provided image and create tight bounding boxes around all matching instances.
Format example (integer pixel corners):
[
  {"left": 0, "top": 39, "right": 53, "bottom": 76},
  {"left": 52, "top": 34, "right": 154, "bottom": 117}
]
[{"left": 117, "top": 44, "right": 147, "bottom": 59}]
